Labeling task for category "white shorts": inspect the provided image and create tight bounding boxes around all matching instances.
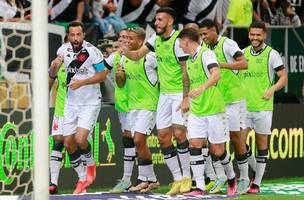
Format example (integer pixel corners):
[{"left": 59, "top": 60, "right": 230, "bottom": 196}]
[
  {"left": 51, "top": 116, "right": 64, "bottom": 136},
  {"left": 62, "top": 104, "right": 101, "bottom": 136},
  {"left": 129, "top": 109, "right": 156, "bottom": 136},
  {"left": 226, "top": 100, "right": 247, "bottom": 132},
  {"left": 187, "top": 113, "right": 230, "bottom": 144},
  {"left": 246, "top": 111, "right": 273, "bottom": 135},
  {"left": 118, "top": 112, "right": 130, "bottom": 132},
  {"left": 156, "top": 93, "right": 187, "bottom": 129}
]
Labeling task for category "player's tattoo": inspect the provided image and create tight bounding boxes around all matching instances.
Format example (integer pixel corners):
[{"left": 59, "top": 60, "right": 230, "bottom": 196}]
[{"left": 180, "top": 61, "right": 189, "bottom": 99}]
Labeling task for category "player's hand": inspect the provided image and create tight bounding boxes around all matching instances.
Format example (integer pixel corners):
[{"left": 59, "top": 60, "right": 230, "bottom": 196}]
[
  {"left": 177, "top": 97, "right": 189, "bottom": 114},
  {"left": 49, "top": 56, "right": 62, "bottom": 78},
  {"left": 69, "top": 79, "right": 84, "bottom": 90},
  {"left": 116, "top": 64, "right": 125, "bottom": 76},
  {"left": 119, "top": 45, "right": 128, "bottom": 55},
  {"left": 189, "top": 85, "right": 205, "bottom": 98},
  {"left": 263, "top": 87, "right": 275, "bottom": 100}
]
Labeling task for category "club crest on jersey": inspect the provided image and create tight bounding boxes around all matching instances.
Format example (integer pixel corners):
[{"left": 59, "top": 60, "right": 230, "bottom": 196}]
[{"left": 77, "top": 53, "right": 88, "bottom": 62}]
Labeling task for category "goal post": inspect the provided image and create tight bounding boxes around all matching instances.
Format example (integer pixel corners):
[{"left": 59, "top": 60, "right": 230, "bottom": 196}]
[{"left": 32, "top": 0, "right": 49, "bottom": 199}]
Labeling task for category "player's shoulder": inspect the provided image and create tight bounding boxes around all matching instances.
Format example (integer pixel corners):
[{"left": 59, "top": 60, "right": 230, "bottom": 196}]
[{"left": 59, "top": 42, "right": 73, "bottom": 52}]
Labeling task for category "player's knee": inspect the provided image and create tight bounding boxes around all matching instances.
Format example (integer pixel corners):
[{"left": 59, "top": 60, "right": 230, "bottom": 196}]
[
  {"left": 157, "top": 132, "right": 171, "bottom": 147},
  {"left": 74, "top": 134, "right": 87, "bottom": 146},
  {"left": 122, "top": 136, "right": 135, "bottom": 148},
  {"left": 210, "top": 144, "right": 225, "bottom": 158},
  {"left": 172, "top": 127, "right": 186, "bottom": 143}
]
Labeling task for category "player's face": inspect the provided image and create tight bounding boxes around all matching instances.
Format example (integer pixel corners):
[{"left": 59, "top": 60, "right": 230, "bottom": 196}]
[
  {"left": 179, "top": 38, "right": 189, "bottom": 54},
  {"left": 199, "top": 27, "right": 215, "bottom": 45},
  {"left": 154, "top": 12, "right": 170, "bottom": 35},
  {"left": 112, "top": 41, "right": 119, "bottom": 52},
  {"left": 119, "top": 30, "right": 128, "bottom": 46},
  {"left": 68, "top": 26, "right": 85, "bottom": 50},
  {"left": 127, "top": 31, "right": 142, "bottom": 50},
  {"left": 249, "top": 28, "right": 266, "bottom": 49}
]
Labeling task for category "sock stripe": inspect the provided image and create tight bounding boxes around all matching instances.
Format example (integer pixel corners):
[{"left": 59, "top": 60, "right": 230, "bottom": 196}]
[
  {"left": 124, "top": 156, "right": 136, "bottom": 161},
  {"left": 51, "top": 156, "right": 63, "bottom": 161},
  {"left": 177, "top": 148, "right": 189, "bottom": 154},
  {"left": 256, "top": 156, "right": 267, "bottom": 163},
  {"left": 190, "top": 160, "right": 205, "bottom": 165}
]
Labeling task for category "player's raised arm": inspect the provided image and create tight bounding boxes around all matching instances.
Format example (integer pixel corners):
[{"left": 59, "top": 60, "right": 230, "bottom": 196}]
[{"left": 120, "top": 42, "right": 150, "bottom": 60}]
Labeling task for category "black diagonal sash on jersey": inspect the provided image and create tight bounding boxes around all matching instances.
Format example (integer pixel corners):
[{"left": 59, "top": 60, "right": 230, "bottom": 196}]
[{"left": 66, "top": 49, "right": 89, "bottom": 86}]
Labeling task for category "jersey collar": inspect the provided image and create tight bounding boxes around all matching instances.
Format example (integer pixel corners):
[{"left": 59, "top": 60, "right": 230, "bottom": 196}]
[
  {"left": 192, "top": 46, "right": 202, "bottom": 62},
  {"left": 250, "top": 43, "right": 267, "bottom": 55}
]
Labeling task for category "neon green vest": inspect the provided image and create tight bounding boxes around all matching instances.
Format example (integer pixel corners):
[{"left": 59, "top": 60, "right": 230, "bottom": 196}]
[
  {"left": 54, "top": 64, "right": 66, "bottom": 117},
  {"left": 155, "top": 31, "right": 183, "bottom": 93},
  {"left": 210, "top": 36, "right": 244, "bottom": 104},
  {"left": 187, "top": 47, "right": 226, "bottom": 116},
  {"left": 123, "top": 56, "right": 159, "bottom": 111},
  {"left": 113, "top": 52, "right": 129, "bottom": 112},
  {"left": 241, "top": 46, "right": 273, "bottom": 111}
]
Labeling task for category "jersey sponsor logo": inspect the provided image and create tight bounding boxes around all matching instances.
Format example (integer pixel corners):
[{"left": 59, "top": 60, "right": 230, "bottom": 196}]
[
  {"left": 242, "top": 71, "right": 264, "bottom": 78},
  {"left": 66, "top": 49, "right": 90, "bottom": 85},
  {"left": 67, "top": 67, "right": 89, "bottom": 75},
  {"left": 126, "top": 73, "right": 143, "bottom": 81}
]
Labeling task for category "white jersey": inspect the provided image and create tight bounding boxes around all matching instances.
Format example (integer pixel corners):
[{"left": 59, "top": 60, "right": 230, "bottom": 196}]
[{"left": 57, "top": 40, "right": 104, "bottom": 106}]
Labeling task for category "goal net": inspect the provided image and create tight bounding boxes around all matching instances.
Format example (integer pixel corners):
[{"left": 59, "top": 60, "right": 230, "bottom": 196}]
[{"left": 0, "top": 20, "right": 33, "bottom": 196}]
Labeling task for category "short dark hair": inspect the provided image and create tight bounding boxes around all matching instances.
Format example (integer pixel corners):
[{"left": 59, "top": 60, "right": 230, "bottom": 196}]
[
  {"left": 199, "top": 19, "right": 219, "bottom": 33},
  {"left": 156, "top": 7, "right": 176, "bottom": 22},
  {"left": 67, "top": 21, "right": 85, "bottom": 34},
  {"left": 178, "top": 28, "right": 200, "bottom": 43},
  {"left": 249, "top": 21, "right": 266, "bottom": 32}
]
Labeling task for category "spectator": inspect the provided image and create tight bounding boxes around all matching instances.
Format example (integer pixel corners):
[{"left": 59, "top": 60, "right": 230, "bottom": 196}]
[
  {"left": 225, "top": 0, "right": 253, "bottom": 49},
  {"left": 49, "top": 0, "right": 84, "bottom": 22},
  {"left": 182, "top": 0, "right": 218, "bottom": 25},
  {"left": 0, "top": 0, "right": 31, "bottom": 21},
  {"left": 226, "top": 0, "right": 253, "bottom": 27},
  {"left": 92, "top": 0, "right": 115, "bottom": 37},
  {"left": 113, "top": 0, "right": 171, "bottom": 25},
  {"left": 96, "top": 0, "right": 126, "bottom": 33},
  {"left": 259, "top": 0, "right": 302, "bottom": 27}
]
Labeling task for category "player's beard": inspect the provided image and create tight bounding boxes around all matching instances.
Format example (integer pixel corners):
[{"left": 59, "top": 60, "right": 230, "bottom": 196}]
[
  {"left": 156, "top": 25, "right": 166, "bottom": 36},
  {"left": 250, "top": 39, "right": 263, "bottom": 49},
  {"left": 72, "top": 40, "right": 83, "bottom": 52}
]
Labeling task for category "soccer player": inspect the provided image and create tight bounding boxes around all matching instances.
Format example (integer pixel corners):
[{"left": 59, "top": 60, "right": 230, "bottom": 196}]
[
  {"left": 104, "top": 29, "right": 136, "bottom": 193},
  {"left": 199, "top": 19, "right": 248, "bottom": 194},
  {"left": 48, "top": 54, "right": 67, "bottom": 195},
  {"left": 240, "top": 21, "right": 287, "bottom": 193},
  {"left": 120, "top": 7, "right": 192, "bottom": 195},
  {"left": 177, "top": 28, "right": 236, "bottom": 196},
  {"left": 50, "top": 21, "right": 108, "bottom": 194},
  {"left": 116, "top": 27, "right": 160, "bottom": 192}
]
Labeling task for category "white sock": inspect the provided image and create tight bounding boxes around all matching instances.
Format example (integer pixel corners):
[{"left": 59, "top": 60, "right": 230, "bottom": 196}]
[
  {"left": 253, "top": 150, "right": 268, "bottom": 186},
  {"left": 218, "top": 151, "right": 235, "bottom": 180},
  {"left": 122, "top": 147, "right": 136, "bottom": 181},
  {"left": 69, "top": 150, "right": 86, "bottom": 181},
  {"left": 146, "top": 163, "right": 157, "bottom": 182},
  {"left": 236, "top": 153, "right": 249, "bottom": 180},
  {"left": 190, "top": 148, "right": 205, "bottom": 191},
  {"left": 138, "top": 158, "right": 153, "bottom": 182},
  {"left": 246, "top": 145, "right": 256, "bottom": 172},
  {"left": 162, "top": 145, "right": 182, "bottom": 181},
  {"left": 82, "top": 144, "right": 95, "bottom": 166},
  {"left": 212, "top": 155, "right": 227, "bottom": 180},
  {"left": 202, "top": 148, "right": 216, "bottom": 180},
  {"left": 50, "top": 150, "right": 62, "bottom": 185},
  {"left": 177, "top": 140, "right": 191, "bottom": 178}
]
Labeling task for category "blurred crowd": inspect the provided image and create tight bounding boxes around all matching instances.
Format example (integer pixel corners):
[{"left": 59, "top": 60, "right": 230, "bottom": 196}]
[{"left": 0, "top": 0, "right": 303, "bottom": 37}]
